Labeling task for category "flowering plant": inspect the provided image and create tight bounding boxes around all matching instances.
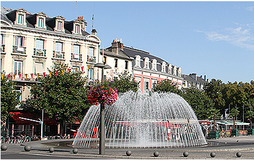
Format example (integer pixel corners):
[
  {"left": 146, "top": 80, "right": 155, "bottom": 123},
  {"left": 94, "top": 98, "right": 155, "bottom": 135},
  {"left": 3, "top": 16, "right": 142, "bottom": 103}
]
[{"left": 87, "top": 86, "right": 118, "bottom": 105}]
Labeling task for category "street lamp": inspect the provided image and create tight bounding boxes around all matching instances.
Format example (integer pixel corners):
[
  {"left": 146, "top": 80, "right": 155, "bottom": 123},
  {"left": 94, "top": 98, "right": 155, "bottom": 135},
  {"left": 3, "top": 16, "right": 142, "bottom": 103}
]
[{"left": 94, "top": 63, "right": 111, "bottom": 155}]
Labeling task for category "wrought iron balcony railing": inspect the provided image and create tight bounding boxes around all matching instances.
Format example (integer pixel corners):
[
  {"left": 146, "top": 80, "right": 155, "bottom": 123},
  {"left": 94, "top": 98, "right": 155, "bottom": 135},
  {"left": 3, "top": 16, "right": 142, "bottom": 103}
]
[
  {"left": 87, "top": 55, "right": 96, "bottom": 63},
  {"left": 34, "top": 48, "right": 46, "bottom": 57},
  {"left": 53, "top": 51, "right": 65, "bottom": 59},
  {"left": 71, "top": 53, "right": 82, "bottom": 61},
  {"left": 13, "top": 46, "right": 26, "bottom": 54},
  {"left": 1, "top": 45, "right": 5, "bottom": 53}
]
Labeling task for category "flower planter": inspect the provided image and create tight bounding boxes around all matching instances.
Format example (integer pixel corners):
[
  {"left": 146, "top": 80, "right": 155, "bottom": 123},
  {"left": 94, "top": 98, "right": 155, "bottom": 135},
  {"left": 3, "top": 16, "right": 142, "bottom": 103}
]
[
  {"left": 231, "top": 129, "right": 239, "bottom": 137},
  {"left": 208, "top": 130, "right": 219, "bottom": 139},
  {"left": 247, "top": 129, "right": 254, "bottom": 135}
]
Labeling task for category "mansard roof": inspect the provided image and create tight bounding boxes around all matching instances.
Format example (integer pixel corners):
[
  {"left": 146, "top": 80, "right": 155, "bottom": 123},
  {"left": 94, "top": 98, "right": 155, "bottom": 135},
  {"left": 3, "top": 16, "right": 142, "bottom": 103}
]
[
  {"left": 1, "top": 7, "right": 90, "bottom": 36},
  {"left": 123, "top": 46, "right": 167, "bottom": 65}
]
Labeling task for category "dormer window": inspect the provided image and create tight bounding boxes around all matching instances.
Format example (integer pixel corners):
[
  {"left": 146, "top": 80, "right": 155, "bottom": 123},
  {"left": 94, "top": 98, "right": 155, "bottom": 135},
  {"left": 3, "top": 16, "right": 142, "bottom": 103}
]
[
  {"left": 18, "top": 14, "right": 24, "bottom": 24},
  {"left": 36, "top": 12, "right": 46, "bottom": 29},
  {"left": 38, "top": 18, "right": 44, "bottom": 28},
  {"left": 135, "top": 55, "right": 141, "bottom": 67},
  {"left": 74, "top": 24, "right": 80, "bottom": 34},
  {"left": 144, "top": 57, "right": 149, "bottom": 69},
  {"left": 57, "top": 21, "right": 62, "bottom": 30},
  {"left": 162, "top": 62, "right": 166, "bottom": 72},
  {"left": 152, "top": 59, "right": 157, "bottom": 71},
  {"left": 15, "top": 9, "right": 27, "bottom": 26}
]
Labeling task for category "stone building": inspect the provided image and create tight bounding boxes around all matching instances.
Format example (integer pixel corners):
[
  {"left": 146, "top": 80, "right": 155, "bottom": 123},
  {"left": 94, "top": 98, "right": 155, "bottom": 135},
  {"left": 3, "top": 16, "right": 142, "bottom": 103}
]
[
  {"left": 1, "top": 7, "right": 103, "bottom": 102},
  {"left": 182, "top": 73, "right": 209, "bottom": 90},
  {"left": 103, "top": 40, "right": 183, "bottom": 91}
]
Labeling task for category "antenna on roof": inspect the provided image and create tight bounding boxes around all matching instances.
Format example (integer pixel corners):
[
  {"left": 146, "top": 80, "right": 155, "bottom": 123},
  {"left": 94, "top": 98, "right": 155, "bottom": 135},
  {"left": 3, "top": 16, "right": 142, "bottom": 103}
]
[
  {"left": 75, "top": 1, "right": 77, "bottom": 19},
  {"left": 92, "top": 14, "right": 94, "bottom": 29}
]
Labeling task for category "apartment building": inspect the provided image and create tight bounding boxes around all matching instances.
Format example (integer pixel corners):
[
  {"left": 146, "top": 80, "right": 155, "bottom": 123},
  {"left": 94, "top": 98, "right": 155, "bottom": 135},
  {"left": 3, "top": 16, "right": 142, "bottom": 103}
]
[
  {"left": 103, "top": 40, "right": 183, "bottom": 91},
  {"left": 182, "top": 73, "right": 209, "bottom": 90},
  {"left": 1, "top": 7, "right": 103, "bottom": 102}
]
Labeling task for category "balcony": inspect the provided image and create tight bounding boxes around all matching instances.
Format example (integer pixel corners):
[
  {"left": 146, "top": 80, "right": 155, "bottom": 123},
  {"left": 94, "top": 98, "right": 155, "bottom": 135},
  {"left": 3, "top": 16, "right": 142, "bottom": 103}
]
[
  {"left": 53, "top": 51, "right": 65, "bottom": 59},
  {"left": 71, "top": 53, "right": 82, "bottom": 61},
  {"left": 1, "top": 45, "right": 5, "bottom": 53},
  {"left": 87, "top": 55, "right": 96, "bottom": 63},
  {"left": 13, "top": 46, "right": 26, "bottom": 54},
  {"left": 33, "top": 48, "right": 46, "bottom": 57}
]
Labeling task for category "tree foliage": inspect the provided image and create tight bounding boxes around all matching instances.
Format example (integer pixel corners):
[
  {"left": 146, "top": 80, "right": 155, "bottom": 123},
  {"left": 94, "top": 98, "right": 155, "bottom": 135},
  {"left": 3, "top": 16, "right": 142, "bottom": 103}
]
[
  {"left": 1, "top": 75, "right": 20, "bottom": 123},
  {"left": 102, "top": 71, "right": 139, "bottom": 93},
  {"left": 153, "top": 79, "right": 182, "bottom": 95},
  {"left": 182, "top": 88, "right": 214, "bottom": 120},
  {"left": 25, "top": 63, "right": 89, "bottom": 135}
]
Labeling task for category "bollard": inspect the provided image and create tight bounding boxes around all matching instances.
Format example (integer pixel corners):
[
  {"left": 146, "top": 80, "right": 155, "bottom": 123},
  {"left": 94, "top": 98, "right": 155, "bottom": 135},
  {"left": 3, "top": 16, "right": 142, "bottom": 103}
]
[
  {"left": 24, "top": 145, "right": 31, "bottom": 152},
  {"left": 1, "top": 145, "right": 8, "bottom": 151},
  {"left": 154, "top": 151, "right": 159, "bottom": 157},
  {"left": 183, "top": 152, "right": 189, "bottom": 157},
  {"left": 72, "top": 148, "right": 78, "bottom": 154},
  {"left": 210, "top": 152, "right": 216, "bottom": 158},
  {"left": 126, "top": 150, "right": 132, "bottom": 156},
  {"left": 236, "top": 152, "right": 242, "bottom": 157},
  {"left": 49, "top": 147, "right": 54, "bottom": 153}
]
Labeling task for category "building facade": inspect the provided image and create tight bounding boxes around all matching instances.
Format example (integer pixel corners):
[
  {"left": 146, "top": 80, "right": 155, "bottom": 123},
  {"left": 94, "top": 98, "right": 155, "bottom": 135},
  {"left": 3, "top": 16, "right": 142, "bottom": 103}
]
[
  {"left": 182, "top": 73, "right": 209, "bottom": 90},
  {"left": 1, "top": 7, "right": 103, "bottom": 103},
  {"left": 103, "top": 40, "right": 183, "bottom": 91}
]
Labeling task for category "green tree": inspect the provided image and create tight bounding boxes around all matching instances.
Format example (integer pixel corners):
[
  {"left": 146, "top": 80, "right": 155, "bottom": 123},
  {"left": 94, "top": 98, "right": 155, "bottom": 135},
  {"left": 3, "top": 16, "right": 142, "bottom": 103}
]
[
  {"left": 246, "top": 110, "right": 254, "bottom": 129},
  {"left": 207, "top": 107, "right": 221, "bottom": 131},
  {"left": 153, "top": 79, "right": 182, "bottom": 95},
  {"left": 26, "top": 63, "right": 89, "bottom": 135},
  {"left": 1, "top": 75, "right": 20, "bottom": 124},
  {"left": 102, "top": 71, "right": 139, "bottom": 93},
  {"left": 230, "top": 108, "right": 240, "bottom": 130},
  {"left": 182, "top": 88, "right": 214, "bottom": 120},
  {"left": 204, "top": 79, "right": 225, "bottom": 116}
]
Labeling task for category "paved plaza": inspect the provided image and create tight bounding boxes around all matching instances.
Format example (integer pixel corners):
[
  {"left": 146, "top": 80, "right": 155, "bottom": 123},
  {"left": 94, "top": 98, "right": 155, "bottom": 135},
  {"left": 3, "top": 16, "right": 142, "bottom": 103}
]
[{"left": 1, "top": 135, "right": 254, "bottom": 159}]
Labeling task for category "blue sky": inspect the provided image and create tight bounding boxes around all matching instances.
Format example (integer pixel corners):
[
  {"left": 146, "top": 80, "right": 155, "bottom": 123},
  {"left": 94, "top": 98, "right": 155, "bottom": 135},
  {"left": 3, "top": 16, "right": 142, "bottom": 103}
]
[{"left": 1, "top": 1, "right": 254, "bottom": 83}]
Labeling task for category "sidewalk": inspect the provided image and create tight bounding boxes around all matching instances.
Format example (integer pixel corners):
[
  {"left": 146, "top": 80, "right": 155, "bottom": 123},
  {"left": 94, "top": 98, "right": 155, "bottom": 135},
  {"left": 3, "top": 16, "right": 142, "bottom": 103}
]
[{"left": 2, "top": 135, "right": 254, "bottom": 159}]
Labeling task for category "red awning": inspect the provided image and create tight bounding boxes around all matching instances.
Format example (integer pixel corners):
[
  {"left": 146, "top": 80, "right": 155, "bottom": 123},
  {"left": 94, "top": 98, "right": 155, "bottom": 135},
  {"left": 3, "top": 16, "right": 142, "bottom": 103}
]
[{"left": 10, "top": 112, "right": 57, "bottom": 125}]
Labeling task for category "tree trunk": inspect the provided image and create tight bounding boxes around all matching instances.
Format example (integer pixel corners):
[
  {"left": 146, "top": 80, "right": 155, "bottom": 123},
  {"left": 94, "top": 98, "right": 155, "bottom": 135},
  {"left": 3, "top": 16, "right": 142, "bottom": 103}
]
[
  {"left": 213, "top": 115, "right": 216, "bottom": 131},
  {"left": 250, "top": 118, "right": 253, "bottom": 129},
  {"left": 60, "top": 121, "right": 66, "bottom": 136},
  {"left": 233, "top": 116, "right": 236, "bottom": 130}
]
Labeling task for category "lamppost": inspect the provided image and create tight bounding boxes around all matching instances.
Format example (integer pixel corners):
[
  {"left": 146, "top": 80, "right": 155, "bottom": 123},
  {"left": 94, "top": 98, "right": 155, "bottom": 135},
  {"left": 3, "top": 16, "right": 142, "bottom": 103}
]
[{"left": 94, "top": 63, "right": 111, "bottom": 155}]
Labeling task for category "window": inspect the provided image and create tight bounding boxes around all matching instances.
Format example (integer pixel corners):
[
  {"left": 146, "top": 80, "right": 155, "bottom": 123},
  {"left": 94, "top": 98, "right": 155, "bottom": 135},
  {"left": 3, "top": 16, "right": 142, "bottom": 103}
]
[
  {"left": 114, "top": 59, "right": 118, "bottom": 68},
  {"left": 57, "top": 21, "right": 62, "bottom": 30},
  {"left": 73, "top": 44, "right": 80, "bottom": 60},
  {"left": 0, "top": 34, "right": 3, "bottom": 45},
  {"left": 55, "top": 42, "right": 63, "bottom": 53},
  {"left": 145, "top": 82, "right": 149, "bottom": 90},
  {"left": 89, "top": 47, "right": 94, "bottom": 57},
  {"left": 36, "top": 39, "right": 44, "bottom": 51},
  {"left": 135, "top": 56, "right": 141, "bottom": 67},
  {"left": 103, "top": 57, "right": 107, "bottom": 65},
  {"left": 125, "top": 61, "right": 128, "bottom": 69},
  {"left": 88, "top": 69, "right": 93, "bottom": 80},
  {"left": 15, "top": 36, "right": 24, "bottom": 47},
  {"left": 152, "top": 59, "right": 157, "bottom": 71},
  {"left": 18, "top": 14, "right": 24, "bottom": 24},
  {"left": 144, "top": 58, "right": 149, "bottom": 69},
  {"left": 38, "top": 18, "right": 44, "bottom": 28},
  {"left": 74, "top": 24, "right": 80, "bottom": 34},
  {"left": 14, "top": 61, "right": 23, "bottom": 77},
  {"left": 34, "top": 62, "right": 43, "bottom": 74}
]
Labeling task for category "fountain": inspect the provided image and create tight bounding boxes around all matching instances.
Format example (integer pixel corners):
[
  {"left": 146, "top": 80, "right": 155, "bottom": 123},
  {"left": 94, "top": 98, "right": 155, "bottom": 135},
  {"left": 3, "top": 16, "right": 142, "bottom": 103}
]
[{"left": 73, "top": 91, "right": 207, "bottom": 148}]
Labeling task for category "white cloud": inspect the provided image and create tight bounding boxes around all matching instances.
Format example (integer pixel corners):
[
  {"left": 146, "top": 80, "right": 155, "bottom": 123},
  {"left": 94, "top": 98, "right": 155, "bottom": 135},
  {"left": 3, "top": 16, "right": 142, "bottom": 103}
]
[
  {"left": 247, "top": 6, "right": 254, "bottom": 12},
  {"left": 200, "top": 24, "right": 254, "bottom": 51}
]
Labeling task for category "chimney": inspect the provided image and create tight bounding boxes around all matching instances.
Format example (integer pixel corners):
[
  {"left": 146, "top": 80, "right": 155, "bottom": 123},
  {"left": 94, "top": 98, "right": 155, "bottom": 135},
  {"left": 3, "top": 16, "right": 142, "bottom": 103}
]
[
  {"left": 111, "top": 39, "right": 123, "bottom": 54},
  {"left": 92, "top": 29, "right": 97, "bottom": 36},
  {"left": 204, "top": 75, "right": 207, "bottom": 81}
]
